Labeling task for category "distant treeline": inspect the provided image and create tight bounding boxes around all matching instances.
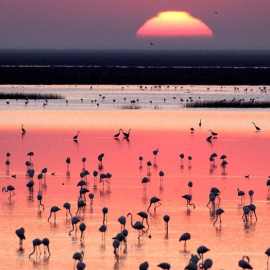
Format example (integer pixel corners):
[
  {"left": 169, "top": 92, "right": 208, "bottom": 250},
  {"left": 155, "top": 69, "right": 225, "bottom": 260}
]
[
  {"left": 1, "top": 50, "right": 270, "bottom": 85},
  {"left": 0, "top": 93, "right": 64, "bottom": 99}
]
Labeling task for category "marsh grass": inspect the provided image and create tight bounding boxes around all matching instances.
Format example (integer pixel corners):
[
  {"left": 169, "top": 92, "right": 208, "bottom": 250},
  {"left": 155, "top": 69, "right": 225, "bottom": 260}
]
[
  {"left": 186, "top": 100, "right": 270, "bottom": 108},
  {"left": 120, "top": 104, "right": 142, "bottom": 110},
  {"left": 0, "top": 92, "right": 64, "bottom": 99}
]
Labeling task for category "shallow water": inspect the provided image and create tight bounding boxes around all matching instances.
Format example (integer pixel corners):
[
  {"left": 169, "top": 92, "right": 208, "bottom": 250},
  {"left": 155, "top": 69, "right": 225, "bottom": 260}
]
[
  {"left": 1, "top": 86, "right": 270, "bottom": 269},
  {"left": 0, "top": 84, "right": 269, "bottom": 111}
]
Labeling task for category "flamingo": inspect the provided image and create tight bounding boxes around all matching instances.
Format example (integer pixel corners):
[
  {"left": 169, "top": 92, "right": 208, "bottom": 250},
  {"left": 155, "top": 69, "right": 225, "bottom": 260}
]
[
  {"left": 76, "top": 200, "right": 86, "bottom": 215},
  {"left": 89, "top": 193, "right": 94, "bottom": 206},
  {"left": 118, "top": 216, "right": 126, "bottom": 229},
  {"left": 206, "top": 135, "right": 212, "bottom": 142},
  {"left": 102, "top": 207, "right": 108, "bottom": 224},
  {"left": 29, "top": 238, "right": 42, "bottom": 258},
  {"left": 113, "top": 239, "right": 120, "bottom": 261},
  {"left": 147, "top": 196, "right": 161, "bottom": 212},
  {"left": 2, "top": 185, "right": 15, "bottom": 199},
  {"left": 76, "top": 262, "right": 86, "bottom": 270},
  {"left": 252, "top": 122, "right": 261, "bottom": 131},
  {"left": 42, "top": 238, "right": 51, "bottom": 256},
  {"left": 237, "top": 188, "right": 245, "bottom": 203},
  {"left": 179, "top": 232, "right": 191, "bottom": 250},
  {"left": 69, "top": 216, "right": 80, "bottom": 235},
  {"left": 73, "top": 131, "right": 80, "bottom": 141},
  {"left": 248, "top": 190, "right": 254, "bottom": 203},
  {"left": 209, "top": 129, "right": 218, "bottom": 137},
  {"left": 63, "top": 202, "right": 72, "bottom": 218},
  {"left": 185, "top": 261, "right": 198, "bottom": 270},
  {"left": 238, "top": 255, "right": 253, "bottom": 269},
  {"left": 163, "top": 215, "right": 170, "bottom": 236},
  {"left": 197, "top": 246, "right": 210, "bottom": 263},
  {"left": 153, "top": 149, "right": 159, "bottom": 160},
  {"left": 139, "top": 261, "right": 149, "bottom": 270},
  {"left": 48, "top": 206, "right": 61, "bottom": 221},
  {"left": 199, "top": 258, "right": 213, "bottom": 269},
  {"left": 142, "top": 177, "right": 150, "bottom": 188},
  {"left": 113, "top": 129, "right": 122, "bottom": 138},
  {"left": 188, "top": 181, "right": 193, "bottom": 194},
  {"left": 213, "top": 208, "right": 224, "bottom": 226},
  {"left": 157, "top": 262, "right": 171, "bottom": 269},
  {"left": 37, "top": 194, "right": 45, "bottom": 210},
  {"left": 182, "top": 194, "right": 196, "bottom": 209},
  {"left": 248, "top": 204, "right": 257, "bottom": 221},
  {"left": 137, "top": 211, "right": 150, "bottom": 229},
  {"left": 242, "top": 206, "right": 250, "bottom": 222},
  {"left": 122, "top": 129, "right": 131, "bottom": 139},
  {"left": 73, "top": 252, "right": 84, "bottom": 268},
  {"left": 139, "top": 156, "right": 143, "bottom": 166},
  {"left": 22, "top": 124, "right": 26, "bottom": 134},
  {"left": 265, "top": 248, "right": 270, "bottom": 266},
  {"left": 79, "top": 223, "right": 86, "bottom": 239},
  {"left": 15, "top": 227, "right": 26, "bottom": 250},
  {"left": 127, "top": 212, "right": 145, "bottom": 240}
]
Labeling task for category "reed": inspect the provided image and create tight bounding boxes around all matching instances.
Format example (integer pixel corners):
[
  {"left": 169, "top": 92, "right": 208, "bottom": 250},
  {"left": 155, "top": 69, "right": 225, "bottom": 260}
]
[
  {"left": 0, "top": 92, "right": 64, "bottom": 99},
  {"left": 186, "top": 100, "right": 270, "bottom": 108},
  {"left": 120, "top": 104, "right": 142, "bottom": 110}
]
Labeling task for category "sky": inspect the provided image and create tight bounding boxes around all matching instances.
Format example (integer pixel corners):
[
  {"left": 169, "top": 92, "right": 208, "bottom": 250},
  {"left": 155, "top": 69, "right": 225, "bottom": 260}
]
[{"left": 0, "top": 0, "right": 270, "bottom": 50}]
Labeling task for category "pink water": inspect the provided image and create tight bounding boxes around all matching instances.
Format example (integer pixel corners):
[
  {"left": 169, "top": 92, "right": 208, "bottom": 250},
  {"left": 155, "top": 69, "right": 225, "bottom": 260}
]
[{"left": 1, "top": 110, "right": 270, "bottom": 269}]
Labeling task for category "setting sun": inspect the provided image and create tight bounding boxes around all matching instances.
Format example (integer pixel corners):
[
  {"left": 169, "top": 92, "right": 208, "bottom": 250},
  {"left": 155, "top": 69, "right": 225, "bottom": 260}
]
[{"left": 136, "top": 11, "right": 213, "bottom": 37}]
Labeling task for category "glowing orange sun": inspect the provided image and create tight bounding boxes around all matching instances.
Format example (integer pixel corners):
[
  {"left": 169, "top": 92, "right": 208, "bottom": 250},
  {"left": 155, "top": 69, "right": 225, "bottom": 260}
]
[{"left": 136, "top": 11, "right": 213, "bottom": 38}]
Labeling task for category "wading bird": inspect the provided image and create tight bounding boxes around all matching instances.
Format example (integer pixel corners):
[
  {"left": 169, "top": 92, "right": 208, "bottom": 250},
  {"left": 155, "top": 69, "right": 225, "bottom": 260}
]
[
  {"left": 42, "top": 238, "right": 51, "bottom": 256},
  {"left": 73, "top": 131, "right": 80, "bottom": 141},
  {"left": 2, "top": 185, "right": 15, "bottom": 199},
  {"left": 69, "top": 216, "right": 80, "bottom": 235},
  {"left": 15, "top": 227, "right": 26, "bottom": 250},
  {"left": 157, "top": 262, "right": 171, "bottom": 269},
  {"left": 197, "top": 246, "right": 210, "bottom": 263},
  {"left": 182, "top": 194, "right": 196, "bottom": 209},
  {"left": 113, "top": 129, "right": 122, "bottom": 138},
  {"left": 22, "top": 124, "right": 26, "bottom": 134},
  {"left": 48, "top": 206, "right": 61, "bottom": 221},
  {"left": 238, "top": 255, "right": 253, "bottom": 269},
  {"left": 37, "top": 194, "right": 45, "bottom": 210},
  {"left": 147, "top": 196, "right": 161, "bottom": 212},
  {"left": 137, "top": 211, "right": 150, "bottom": 229},
  {"left": 252, "top": 122, "right": 261, "bottom": 131},
  {"left": 127, "top": 212, "right": 145, "bottom": 240},
  {"left": 29, "top": 238, "right": 42, "bottom": 258},
  {"left": 122, "top": 129, "right": 131, "bottom": 139},
  {"left": 213, "top": 208, "right": 224, "bottom": 226},
  {"left": 63, "top": 202, "right": 72, "bottom": 218}
]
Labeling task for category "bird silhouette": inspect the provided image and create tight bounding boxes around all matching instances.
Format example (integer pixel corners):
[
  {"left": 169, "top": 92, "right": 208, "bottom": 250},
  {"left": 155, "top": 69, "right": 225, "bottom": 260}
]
[
  {"left": 147, "top": 196, "right": 161, "bottom": 212},
  {"left": 157, "top": 262, "right": 171, "bottom": 269},
  {"left": 199, "top": 258, "right": 213, "bottom": 270},
  {"left": 252, "top": 122, "right": 261, "bottom": 131},
  {"left": 248, "top": 204, "right": 257, "bottom": 221},
  {"left": 113, "top": 239, "right": 120, "bottom": 261},
  {"left": 265, "top": 248, "right": 270, "bottom": 266},
  {"left": 163, "top": 215, "right": 170, "bottom": 236},
  {"left": 73, "top": 251, "right": 84, "bottom": 268},
  {"left": 76, "top": 262, "right": 86, "bottom": 270},
  {"left": 209, "top": 129, "right": 218, "bottom": 137},
  {"left": 22, "top": 124, "right": 26, "bottom": 135},
  {"left": 2, "top": 185, "right": 15, "bottom": 199},
  {"left": 242, "top": 205, "right": 250, "bottom": 222},
  {"left": 29, "top": 238, "right": 42, "bottom": 258},
  {"left": 122, "top": 129, "right": 131, "bottom": 139},
  {"left": 137, "top": 211, "right": 150, "bottom": 229},
  {"left": 73, "top": 131, "right": 80, "bottom": 141},
  {"left": 118, "top": 216, "right": 126, "bottom": 230},
  {"left": 197, "top": 246, "right": 210, "bottom": 263},
  {"left": 142, "top": 177, "right": 150, "bottom": 188},
  {"left": 185, "top": 261, "right": 198, "bottom": 270},
  {"left": 127, "top": 212, "right": 145, "bottom": 240},
  {"left": 79, "top": 223, "right": 86, "bottom": 239},
  {"left": 37, "top": 194, "right": 45, "bottom": 210},
  {"left": 248, "top": 190, "right": 254, "bottom": 203},
  {"left": 15, "top": 227, "right": 26, "bottom": 250},
  {"left": 113, "top": 129, "right": 122, "bottom": 138},
  {"left": 238, "top": 255, "right": 252, "bottom": 269},
  {"left": 42, "top": 238, "right": 51, "bottom": 256},
  {"left": 213, "top": 208, "right": 224, "bottom": 226},
  {"left": 179, "top": 232, "right": 191, "bottom": 251},
  {"left": 48, "top": 206, "right": 61, "bottom": 221},
  {"left": 140, "top": 261, "right": 149, "bottom": 270},
  {"left": 76, "top": 200, "right": 86, "bottom": 215},
  {"left": 69, "top": 216, "right": 80, "bottom": 235},
  {"left": 182, "top": 194, "right": 196, "bottom": 209},
  {"left": 63, "top": 202, "right": 72, "bottom": 218},
  {"left": 237, "top": 188, "right": 245, "bottom": 203}
]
